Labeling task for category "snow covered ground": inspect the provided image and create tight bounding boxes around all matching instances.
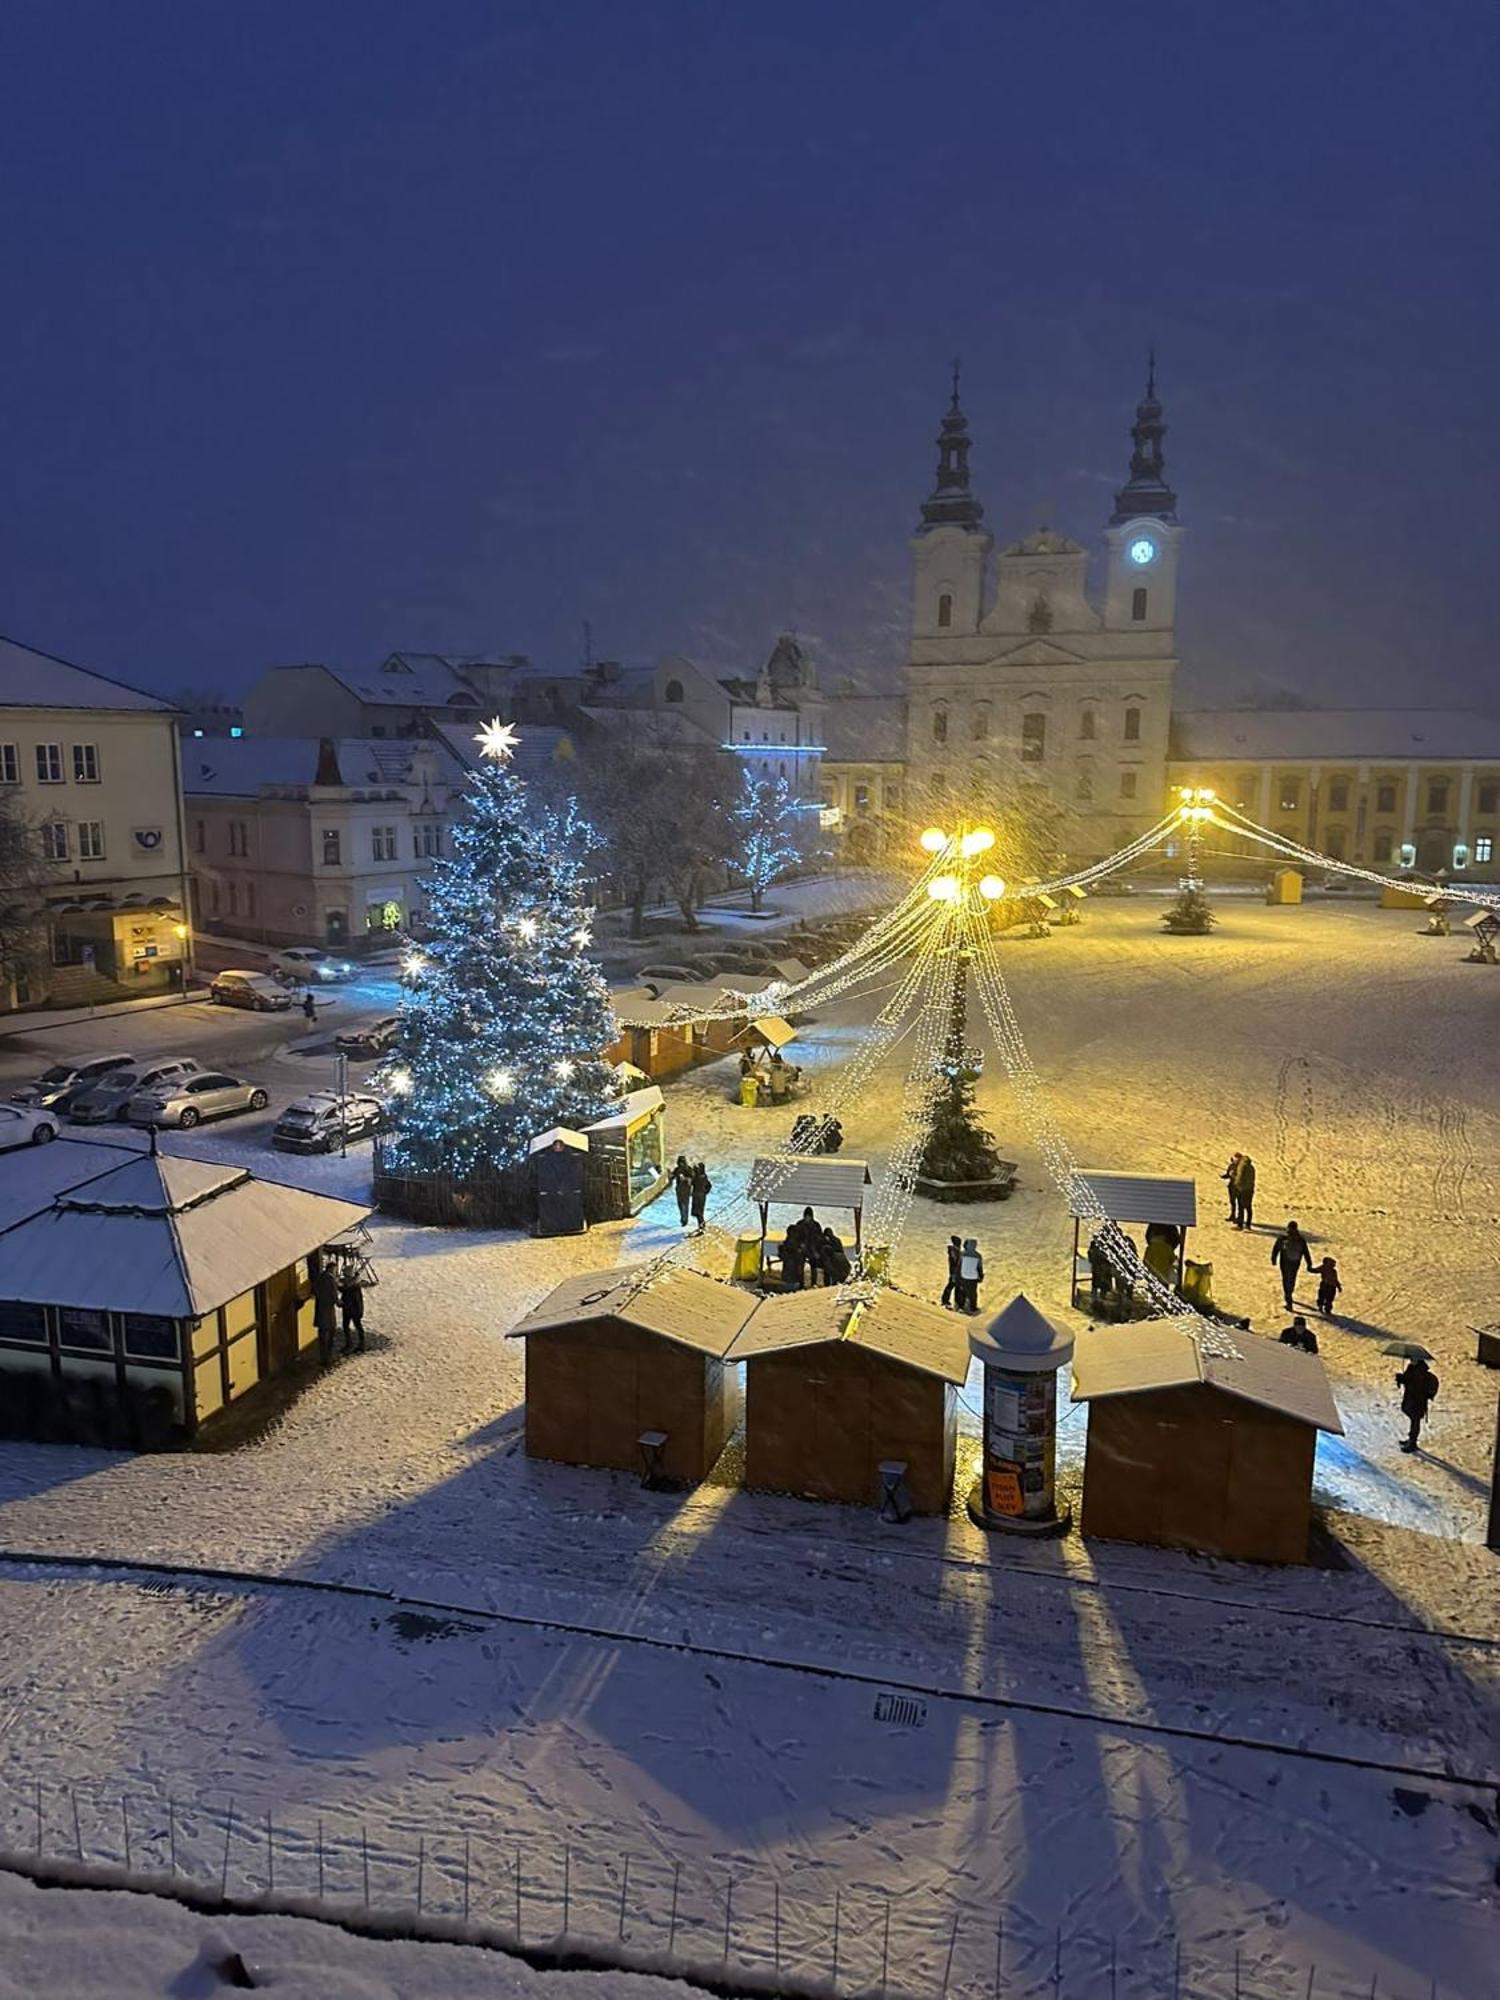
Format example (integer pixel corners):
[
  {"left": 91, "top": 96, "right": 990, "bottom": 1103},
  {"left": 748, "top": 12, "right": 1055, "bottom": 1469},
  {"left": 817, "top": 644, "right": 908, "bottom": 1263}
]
[{"left": 0, "top": 895, "right": 1496, "bottom": 1995}]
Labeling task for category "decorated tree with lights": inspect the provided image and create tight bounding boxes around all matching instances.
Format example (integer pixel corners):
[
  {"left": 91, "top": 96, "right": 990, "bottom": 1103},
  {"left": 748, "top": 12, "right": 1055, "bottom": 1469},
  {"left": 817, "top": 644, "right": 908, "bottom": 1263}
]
[
  {"left": 733, "top": 770, "right": 804, "bottom": 913},
  {"left": 915, "top": 942, "right": 1010, "bottom": 1195},
  {"left": 381, "top": 720, "right": 618, "bottom": 1179}
]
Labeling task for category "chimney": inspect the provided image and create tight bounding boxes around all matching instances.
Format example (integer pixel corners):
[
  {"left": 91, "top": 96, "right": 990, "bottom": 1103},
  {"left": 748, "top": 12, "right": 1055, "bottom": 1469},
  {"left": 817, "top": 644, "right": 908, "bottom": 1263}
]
[{"left": 314, "top": 738, "right": 344, "bottom": 786}]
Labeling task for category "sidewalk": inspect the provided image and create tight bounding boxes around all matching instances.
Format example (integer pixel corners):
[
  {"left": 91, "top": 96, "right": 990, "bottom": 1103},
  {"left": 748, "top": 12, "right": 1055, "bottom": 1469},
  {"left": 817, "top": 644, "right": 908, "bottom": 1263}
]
[{"left": 0, "top": 985, "right": 212, "bottom": 1041}]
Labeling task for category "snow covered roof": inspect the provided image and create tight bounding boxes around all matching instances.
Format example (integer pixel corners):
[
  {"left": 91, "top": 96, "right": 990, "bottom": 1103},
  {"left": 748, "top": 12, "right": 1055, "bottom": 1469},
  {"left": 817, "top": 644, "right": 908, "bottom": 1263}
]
[
  {"left": 513, "top": 1265, "right": 755, "bottom": 1357},
  {"left": 1071, "top": 1171, "right": 1198, "bottom": 1227},
  {"left": 739, "top": 1016, "right": 797, "bottom": 1049},
  {"left": 0, "top": 1148, "right": 372, "bottom": 1319},
  {"left": 727, "top": 1288, "right": 851, "bottom": 1359},
  {"left": 727, "top": 1286, "right": 969, "bottom": 1383},
  {"left": 819, "top": 696, "right": 907, "bottom": 765},
  {"left": 1171, "top": 708, "right": 1500, "bottom": 764},
  {"left": 330, "top": 653, "right": 515, "bottom": 708},
  {"left": 0, "top": 1136, "right": 139, "bottom": 1234},
  {"left": 609, "top": 986, "right": 689, "bottom": 1029},
  {"left": 0, "top": 633, "right": 176, "bottom": 714},
  {"left": 652, "top": 982, "right": 743, "bottom": 1014},
  {"left": 1070, "top": 1324, "right": 1344, "bottom": 1433},
  {"left": 429, "top": 719, "right": 576, "bottom": 781},
  {"left": 183, "top": 736, "right": 468, "bottom": 798},
  {"left": 746, "top": 1156, "right": 873, "bottom": 1212}
]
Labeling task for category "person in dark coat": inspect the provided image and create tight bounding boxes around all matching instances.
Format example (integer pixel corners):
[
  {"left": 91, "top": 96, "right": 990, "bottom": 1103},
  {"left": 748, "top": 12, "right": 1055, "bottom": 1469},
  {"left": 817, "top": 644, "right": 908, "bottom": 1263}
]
[
  {"left": 1222, "top": 1152, "right": 1244, "bottom": 1226},
  {"left": 820, "top": 1226, "right": 851, "bottom": 1285},
  {"left": 1271, "top": 1220, "right": 1313, "bottom": 1308},
  {"left": 1316, "top": 1255, "right": 1342, "bottom": 1318},
  {"left": 1278, "top": 1314, "right": 1318, "bottom": 1354},
  {"left": 1233, "top": 1153, "right": 1256, "bottom": 1229},
  {"left": 689, "top": 1161, "right": 711, "bottom": 1235},
  {"left": 941, "top": 1234, "right": 962, "bottom": 1309},
  {"left": 312, "top": 1261, "right": 339, "bottom": 1366},
  {"left": 669, "top": 1154, "right": 694, "bottom": 1228},
  {"left": 340, "top": 1267, "right": 367, "bottom": 1353},
  {"left": 302, "top": 990, "right": 318, "bottom": 1025},
  {"left": 1087, "top": 1232, "right": 1113, "bottom": 1309},
  {"left": 779, "top": 1224, "right": 808, "bottom": 1290},
  {"left": 1395, "top": 1357, "right": 1439, "bottom": 1452}
]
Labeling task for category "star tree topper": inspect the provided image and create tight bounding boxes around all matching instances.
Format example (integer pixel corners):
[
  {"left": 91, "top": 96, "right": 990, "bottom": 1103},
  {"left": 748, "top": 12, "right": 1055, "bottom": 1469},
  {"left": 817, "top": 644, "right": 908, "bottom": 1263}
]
[{"left": 474, "top": 717, "right": 520, "bottom": 762}]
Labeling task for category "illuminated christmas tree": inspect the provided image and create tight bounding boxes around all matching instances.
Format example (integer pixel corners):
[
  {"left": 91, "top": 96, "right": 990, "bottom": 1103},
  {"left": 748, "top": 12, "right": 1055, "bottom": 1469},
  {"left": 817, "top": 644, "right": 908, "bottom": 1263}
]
[
  {"left": 381, "top": 720, "right": 618, "bottom": 1178},
  {"left": 733, "top": 770, "right": 804, "bottom": 913}
]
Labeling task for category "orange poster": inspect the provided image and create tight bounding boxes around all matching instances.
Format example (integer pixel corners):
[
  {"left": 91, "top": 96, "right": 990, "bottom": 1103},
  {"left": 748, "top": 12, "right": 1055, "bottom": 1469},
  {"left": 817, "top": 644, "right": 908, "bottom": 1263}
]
[{"left": 985, "top": 1463, "right": 1024, "bottom": 1515}]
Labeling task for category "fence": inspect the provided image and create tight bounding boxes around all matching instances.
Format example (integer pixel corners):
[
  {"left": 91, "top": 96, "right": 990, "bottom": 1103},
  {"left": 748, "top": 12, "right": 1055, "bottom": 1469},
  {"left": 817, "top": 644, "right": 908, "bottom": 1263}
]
[{"left": 0, "top": 1776, "right": 1450, "bottom": 2000}]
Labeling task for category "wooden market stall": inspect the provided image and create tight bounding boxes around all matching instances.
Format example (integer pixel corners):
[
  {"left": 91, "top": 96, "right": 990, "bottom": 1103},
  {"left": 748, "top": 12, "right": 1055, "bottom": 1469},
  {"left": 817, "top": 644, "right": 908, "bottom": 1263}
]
[
  {"left": 0, "top": 1137, "right": 371, "bottom": 1447},
  {"left": 1070, "top": 1323, "right": 1343, "bottom": 1564},
  {"left": 728, "top": 1286, "right": 970, "bottom": 1514},
  {"left": 745, "top": 1155, "right": 873, "bottom": 1275},
  {"left": 512, "top": 1265, "right": 755, "bottom": 1484},
  {"left": 1069, "top": 1169, "right": 1197, "bottom": 1311},
  {"left": 582, "top": 1085, "right": 668, "bottom": 1217}
]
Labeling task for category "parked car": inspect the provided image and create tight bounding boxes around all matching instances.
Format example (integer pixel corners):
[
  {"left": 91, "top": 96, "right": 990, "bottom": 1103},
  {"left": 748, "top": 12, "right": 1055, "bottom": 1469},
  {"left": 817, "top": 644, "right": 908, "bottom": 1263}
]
[
  {"left": 334, "top": 1015, "right": 400, "bottom": 1060},
  {"left": 67, "top": 1058, "right": 202, "bottom": 1124},
  {"left": 0, "top": 1104, "right": 59, "bottom": 1149},
  {"left": 126, "top": 1071, "right": 269, "bottom": 1129},
  {"left": 272, "top": 1091, "right": 384, "bottom": 1153},
  {"left": 209, "top": 969, "right": 292, "bottom": 1011},
  {"left": 271, "top": 947, "right": 355, "bottom": 983},
  {"left": 9, "top": 1052, "right": 137, "bottom": 1111}
]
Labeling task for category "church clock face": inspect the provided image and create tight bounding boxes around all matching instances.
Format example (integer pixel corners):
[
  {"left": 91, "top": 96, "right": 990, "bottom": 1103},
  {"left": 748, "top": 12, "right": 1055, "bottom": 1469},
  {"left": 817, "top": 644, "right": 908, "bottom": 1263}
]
[{"left": 1128, "top": 536, "right": 1157, "bottom": 566}]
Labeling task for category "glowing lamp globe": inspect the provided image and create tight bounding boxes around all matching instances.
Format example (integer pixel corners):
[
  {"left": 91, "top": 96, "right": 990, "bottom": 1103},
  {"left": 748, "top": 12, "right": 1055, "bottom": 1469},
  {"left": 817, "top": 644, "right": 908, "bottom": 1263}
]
[
  {"left": 960, "top": 828, "right": 996, "bottom": 857},
  {"left": 978, "top": 875, "right": 1007, "bottom": 900},
  {"left": 919, "top": 827, "right": 949, "bottom": 854},
  {"left": 928, "top": 875, "right": 961, "bottom": 903}
]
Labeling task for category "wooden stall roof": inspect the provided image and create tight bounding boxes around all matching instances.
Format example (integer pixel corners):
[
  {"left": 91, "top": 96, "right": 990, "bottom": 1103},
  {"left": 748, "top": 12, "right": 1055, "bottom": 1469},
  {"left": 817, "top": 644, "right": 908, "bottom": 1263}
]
[
  {"left": 512, "top": 1265, "right": 756, "bottom": 1358},
  {"left": 653, "top": 981, "right": 743, "bottom": 1016},
  {"left": 584, "top": 1085, "right": 665, "bottom": 1134},
  {"left": 1463, "top": 908, "right": 1498, "bottom": 931},
  {"left": 738, "top": 1015, "right": 797, "bottom": 1049},
  {"left": 1070, "top": 1324, "right": 1343, "bottom": 1434},
  {"left": 746, "top": 1156, "right": 873, "bottom": 1210},
  {"left": 1069, "top": 1171, "right": 1198, "bottom": 1228},
  {"left": 726, "top": 1285, "right": 969, "bottom": 1383},
  {"left": 527, "top": 1126, "right": 589, "bottom": 1154},
  {"left": 609, "top": 986, "right": 685, "bottom": 1028}
]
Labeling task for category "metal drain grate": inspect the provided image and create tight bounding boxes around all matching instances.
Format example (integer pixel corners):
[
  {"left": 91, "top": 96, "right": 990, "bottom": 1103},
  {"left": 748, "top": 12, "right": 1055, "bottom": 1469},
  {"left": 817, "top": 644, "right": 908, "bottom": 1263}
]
[{"left": 873, "top": 1691, "right": 928, "bottom": 1728}]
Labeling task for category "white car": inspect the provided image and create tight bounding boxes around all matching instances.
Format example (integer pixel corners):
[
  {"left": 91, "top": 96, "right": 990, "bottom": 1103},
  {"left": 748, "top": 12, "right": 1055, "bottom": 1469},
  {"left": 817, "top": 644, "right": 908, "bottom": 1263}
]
[
  {"left": 272, "top": 947, "right": 355, "bottom": 983},
  {"left": 126, "top": 1071, "right": 269, "bottom": 1129},
  {"left": 0, "top": 1104, "right": 59, "bottom": 1150}
]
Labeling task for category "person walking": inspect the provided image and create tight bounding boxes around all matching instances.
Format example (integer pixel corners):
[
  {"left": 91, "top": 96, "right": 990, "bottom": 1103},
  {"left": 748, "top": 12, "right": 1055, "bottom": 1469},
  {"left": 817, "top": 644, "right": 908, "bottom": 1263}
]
[
  {"left": 957, "top": 1237, "right": 984, "bottom": 1315},
  {"left": 1271, "top": 1219, "right": 1314, "bottom": 1308},
  {"left": 669, "top": 1154, "right": 694, "bottom": 1229},
  {"left": 1395, "top": 1355, "right": 1439, "bottom": 1452},
  {"left": 302, "top": 989, "right": 318, "bottom": 1026},
  {"left": 689, "top": 1161, "right": 711, "bottom": 1235},
  {"left": 1316, "top": 1255, "right": 1342, "bottom": 1318},
  {"left": 1222, "top": 1152, "right": 1244, "bottom": 1225},
  {"left": 941, "top": 1234, "right": 962, "bottom": 1309},
  {"left": 339, "top": 1265, "right": 367, "bottom": 1354},
  {"left": 312, "top": 1260, "right": 339, "bottom": 1367},
  {"left": 1233, "top": 1153, "right": 1256, "bottom": 1229}
]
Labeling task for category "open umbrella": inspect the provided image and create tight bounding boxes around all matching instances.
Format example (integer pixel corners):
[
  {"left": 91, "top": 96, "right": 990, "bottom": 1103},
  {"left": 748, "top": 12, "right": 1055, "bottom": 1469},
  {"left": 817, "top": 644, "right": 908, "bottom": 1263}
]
[{"left": 1381, "top": 1340, "right": 1434, "bottom": 1361}]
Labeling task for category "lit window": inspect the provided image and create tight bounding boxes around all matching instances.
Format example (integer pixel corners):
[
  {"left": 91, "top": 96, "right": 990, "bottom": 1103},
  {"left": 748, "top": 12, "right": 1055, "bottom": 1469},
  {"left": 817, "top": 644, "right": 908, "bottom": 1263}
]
[
  {"left": 322, "top": 830, "right": 341, "bottom": 866},
  {"left": 1452, "top": 843, "right": 1470, "bottom": 869},
  {"left": 72, "top": 743, "right": 100, "bottom": 783},
  {"left": 1475, "top": 835, "right": 1494, "bottom": 863},
  {"left": 937, "top": 592, "right": 953, "bottom": 629},
  {"left": 1021, "top": 713, "right": 1046, "bottom": 763},
  {"left": 1123, "top": 707, "right": 1141, "bottom": 742},
  {"left": 1131, "top": 588, "right": 1148, "bottom": 622},
  {"left": 35, "top": 743, "right": 63, "bottom": 784},
  {"left": 1279, "top": 780, "right": 1300, "bottom": 811}
]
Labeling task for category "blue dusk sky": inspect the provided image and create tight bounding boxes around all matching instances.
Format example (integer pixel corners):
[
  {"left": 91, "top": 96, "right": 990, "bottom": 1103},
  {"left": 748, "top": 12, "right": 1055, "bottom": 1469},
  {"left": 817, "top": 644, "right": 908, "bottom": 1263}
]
[{"left": 0, "top": 1, "right": 1495, "bottom": 707}]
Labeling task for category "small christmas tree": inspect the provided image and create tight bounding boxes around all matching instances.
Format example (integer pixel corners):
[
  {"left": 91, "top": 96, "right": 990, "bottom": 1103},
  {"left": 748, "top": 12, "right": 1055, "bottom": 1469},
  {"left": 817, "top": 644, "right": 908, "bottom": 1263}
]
[
  {"left": 733, "top": 770, "right": 804, "bottom": 913},
  {"left": 916, "top": 946, "right": 1010, "bottom": 1196},
  {"left": 1162, "top": 882, "right": 1216, "bottom": 934},
  {"left": 382, "top": 720, "right": 618, "bottom": 1179}
]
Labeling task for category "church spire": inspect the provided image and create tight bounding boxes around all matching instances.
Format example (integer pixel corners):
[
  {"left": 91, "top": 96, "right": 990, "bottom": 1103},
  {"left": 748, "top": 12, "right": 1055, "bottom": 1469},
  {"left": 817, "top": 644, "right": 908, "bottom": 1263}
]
[
  {"left": 917, "top": 361, "right": 985, "bottom": 534},
  {"left": 1109, "top": 355, "right": 1178, "bottom": 525}
]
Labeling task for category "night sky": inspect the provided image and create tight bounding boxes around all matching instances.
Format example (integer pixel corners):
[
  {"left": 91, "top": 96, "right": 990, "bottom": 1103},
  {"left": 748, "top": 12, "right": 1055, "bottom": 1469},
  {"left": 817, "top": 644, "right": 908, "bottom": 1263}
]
[{"left": 1, "top": 2, "right": 1495, "bottom": 709}]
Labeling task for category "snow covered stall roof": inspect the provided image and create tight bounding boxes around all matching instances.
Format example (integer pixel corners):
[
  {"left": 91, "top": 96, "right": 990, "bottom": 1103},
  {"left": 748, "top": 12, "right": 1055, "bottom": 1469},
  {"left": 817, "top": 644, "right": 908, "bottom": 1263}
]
[
  {"left": 0, "top": 1149, "right": 372, "bottom": 1320},
  {"left": 1070, "top": 1324, "right": 1343, "bottom": 1433},
  {"left": 1069, "top": 1171, "right": 1197, "bottom": 1228},
  {"left": 737, "top": 1016, "right": 797, "bottom": 1049},
  {"left": 726, "top": 1287, "right": 971, "bottom": 1384},
  {"left": 746, "top": 1157, "right": 873, "bottom": 1211},
  {"left": 511, "top": 1266, "right": 757, "bottom": 1358}
]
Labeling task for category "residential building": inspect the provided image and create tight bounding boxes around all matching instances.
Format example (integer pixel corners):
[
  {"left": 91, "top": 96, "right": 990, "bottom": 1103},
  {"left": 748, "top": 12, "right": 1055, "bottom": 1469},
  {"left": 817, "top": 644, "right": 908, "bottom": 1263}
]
[
  {"left": 904, "top": 370, "right": 1179, "bottom": 859},
  {"left": 242, "top": 652, "right": 548, "bottom": 740},
  {"left": 0, "top": 633, "right": 191, "bottom": 1011},
  {"left": 1169, "top": 710, "right": 1500, "bottom": 882},
  {"left": 819, "top": 693, "right": 907, "bottom": 861}
]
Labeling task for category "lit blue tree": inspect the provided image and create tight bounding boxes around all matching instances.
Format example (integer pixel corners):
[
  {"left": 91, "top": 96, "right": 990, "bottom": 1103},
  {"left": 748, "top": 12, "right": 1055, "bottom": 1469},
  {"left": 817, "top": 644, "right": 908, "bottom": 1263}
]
[
  {"left": 733, "top": 769, "right": 804, "bottom": 913},
  {"left": 381, "top": 721, "right": 618, "bottom": 1178}
]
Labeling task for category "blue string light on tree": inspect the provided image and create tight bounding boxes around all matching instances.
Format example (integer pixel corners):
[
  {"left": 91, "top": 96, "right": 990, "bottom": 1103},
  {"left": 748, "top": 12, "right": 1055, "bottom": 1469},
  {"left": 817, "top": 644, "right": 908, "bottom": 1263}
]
[{"left": 379, "top": 717, "right": 619, "bottom": 1179}]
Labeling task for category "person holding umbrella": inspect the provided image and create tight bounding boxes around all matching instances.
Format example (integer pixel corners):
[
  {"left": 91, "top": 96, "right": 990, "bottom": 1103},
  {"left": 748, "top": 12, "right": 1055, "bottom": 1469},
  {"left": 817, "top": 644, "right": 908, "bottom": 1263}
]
[{"left": 1385, "top": 1342, "right": 1439, "bottom": 1454}]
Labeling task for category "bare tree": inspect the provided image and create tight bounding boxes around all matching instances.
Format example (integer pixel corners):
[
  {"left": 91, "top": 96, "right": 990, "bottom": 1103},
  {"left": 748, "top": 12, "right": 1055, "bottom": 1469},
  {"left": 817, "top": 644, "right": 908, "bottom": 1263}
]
[
  {"left": 577, "top": 731, "right": 739, "bottom": 935},
  {"left": 0, "top": 797, "right": 45, "bottom": 997}
]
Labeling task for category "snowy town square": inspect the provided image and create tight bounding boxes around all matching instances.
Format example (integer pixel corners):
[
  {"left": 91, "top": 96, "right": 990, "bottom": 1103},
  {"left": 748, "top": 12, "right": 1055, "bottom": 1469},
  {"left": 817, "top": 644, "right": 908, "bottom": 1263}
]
[{"left": 1, "top": 8, "right": 1498, "bottom": 1999}]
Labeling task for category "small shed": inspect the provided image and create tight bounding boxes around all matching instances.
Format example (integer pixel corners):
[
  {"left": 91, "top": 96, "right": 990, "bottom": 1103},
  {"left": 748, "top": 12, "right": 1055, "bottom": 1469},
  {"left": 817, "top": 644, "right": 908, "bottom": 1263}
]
[
  {"left": 729, "top": 1287, "right": 970, "bottom": 1514},
  {"left": 582, "top": 1085, "right": 668, "bottom": 1216},
  {"left": 606, "top": 988, "right": 711, "bottom": 1082},
  {"left": 512, "top": 1265, "right": 755, "bottom": 1484},
  {"left": 0, "top": 1139, "right": 371, "bottom": 1446},
  {"left": 527, "top": 1127, "right": 589, "bottom": 1237},
  {"left": 1069, "top": 1170, "right": 1197, "bottom": 1308},
  {"left": 1071, "top": 1324, "right": 1344, "bottom": 1564},
  {"left": 746, "top": 1155, "right": 873, "bottom": 1258}
]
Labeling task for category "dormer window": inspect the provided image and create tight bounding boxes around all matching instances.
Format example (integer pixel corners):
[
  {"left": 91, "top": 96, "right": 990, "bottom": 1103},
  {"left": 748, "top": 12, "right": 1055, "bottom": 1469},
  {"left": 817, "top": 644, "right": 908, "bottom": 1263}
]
[{"left": 664, "top": 678, "right": 684, "bottom": 703}]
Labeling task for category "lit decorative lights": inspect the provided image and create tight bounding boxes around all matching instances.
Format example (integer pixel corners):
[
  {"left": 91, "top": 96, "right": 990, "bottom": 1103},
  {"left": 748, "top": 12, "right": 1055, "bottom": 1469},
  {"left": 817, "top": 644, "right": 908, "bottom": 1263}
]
[
  {"left": 385, "top": 1066, "right": 413, "bottom": 1095},
  {"left": 552, "top": 1059, "right": 575, "bottom": 1081},
  {"left": 515, "top": 916, "right": 539, "bottom": 941},
  {"left": 485, "top": 1068, "right": 515, "bottom": 1100},
  {"left": 474, "top": 718, "right": 520, "bottom": 763},
  {"left": 401, "top": 950, "right": 427, "bottom": 978}
]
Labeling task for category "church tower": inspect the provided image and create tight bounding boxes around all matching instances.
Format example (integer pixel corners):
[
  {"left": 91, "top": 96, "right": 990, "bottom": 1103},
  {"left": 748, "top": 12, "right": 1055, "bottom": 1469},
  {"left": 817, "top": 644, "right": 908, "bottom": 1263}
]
[
  {"left": 910, "top": 369, "right": 992, "bottom": 639},
  {"left": 1102, "top": 356, "right": 1184, "bottom": 631}
]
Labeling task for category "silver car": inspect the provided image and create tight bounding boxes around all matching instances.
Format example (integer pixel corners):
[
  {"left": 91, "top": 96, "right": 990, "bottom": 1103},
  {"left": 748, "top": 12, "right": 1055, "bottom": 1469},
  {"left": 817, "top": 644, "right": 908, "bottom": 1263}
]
[
  {"left": 68, "top": 1057, "right": 201, "bottom": 1123},
  {"left": 127, "top": 1070, "right": 269, "bottom": 1129},
  {"left": 10, "top": 1052, "right": 138, "bottom": 1111}
]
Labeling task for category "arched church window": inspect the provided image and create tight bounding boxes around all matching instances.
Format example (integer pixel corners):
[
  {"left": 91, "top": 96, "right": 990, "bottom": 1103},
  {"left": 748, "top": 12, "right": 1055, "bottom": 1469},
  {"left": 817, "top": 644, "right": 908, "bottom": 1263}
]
[
  {"left": 937, "top": 593, "right": 953, "bottom": 630},
  {"left": 1131, "top": 588, "right": 1148, "bottom": 622},
  {"left": 972, "top": 706, "right": 990, "bottom": 741},
  {"left": 1021, "top": 713, "right": 1046, "bottom": 763},
  {"left": 932, "top": 707, "right": 949, "bottom": 745},
  {"left": 1079, "top": 709, "right": 1096, "bottom": 741},
  {"left": 664, "top": 679, "right": 684, "bottom": 703},
  {"left": 1372, "top": 829, "right": 1394, "bottom": 864},
  {"left": 1123, "top": 707, "right": 1141, "bottom": 743}
]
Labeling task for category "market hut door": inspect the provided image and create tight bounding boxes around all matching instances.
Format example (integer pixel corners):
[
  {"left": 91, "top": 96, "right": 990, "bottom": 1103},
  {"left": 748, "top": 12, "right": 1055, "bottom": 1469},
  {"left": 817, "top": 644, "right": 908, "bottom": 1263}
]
[{"left": 263, "top": 1266, "right": 301, "bottom": 1376}]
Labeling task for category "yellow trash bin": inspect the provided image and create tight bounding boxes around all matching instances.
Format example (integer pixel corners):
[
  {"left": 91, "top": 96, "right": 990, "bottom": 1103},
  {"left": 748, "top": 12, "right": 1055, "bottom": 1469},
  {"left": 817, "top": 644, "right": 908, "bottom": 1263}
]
[
  {"left": 863, "top": 1244, "right": 890, "bottom": 1283},
  {"left": 1266, "top": 867, "right": 1303, "bottom": 905},
  {"left": 739, "top": 1075, "right": 759, "bottom": 1108},
  {"left": 732, "top": 1233, "right": 763, "bottom": 1283}
]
